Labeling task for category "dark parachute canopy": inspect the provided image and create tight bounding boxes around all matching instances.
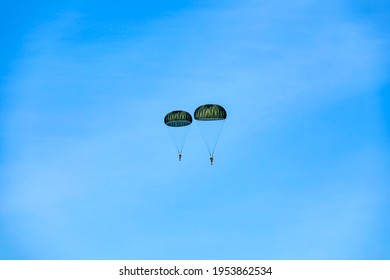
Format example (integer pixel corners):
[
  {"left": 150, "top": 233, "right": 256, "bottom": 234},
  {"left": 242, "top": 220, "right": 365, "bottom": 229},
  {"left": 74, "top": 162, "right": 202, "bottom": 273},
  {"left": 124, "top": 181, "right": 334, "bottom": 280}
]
[
  {"left": 164, "top": 110, "right": 192, "bottom": 127},
  {"left": 194, "top": 104, "right": 227, "bottom": 165},
  {"left": 164, "top": 110, "right": 192, "bottom": 161},
  {"left": 194, "top": 104, "right": 227, "bottom": 121}
]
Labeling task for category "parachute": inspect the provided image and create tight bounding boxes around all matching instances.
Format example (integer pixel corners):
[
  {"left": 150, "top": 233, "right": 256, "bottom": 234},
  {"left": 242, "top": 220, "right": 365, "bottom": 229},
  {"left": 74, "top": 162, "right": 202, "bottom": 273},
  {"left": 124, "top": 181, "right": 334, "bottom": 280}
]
[
  {"left": 164, "top": 110, "right": 192, "bottom": 161},
  {"left": 194, "top": 104, "right": 227, "bottom": 165}
]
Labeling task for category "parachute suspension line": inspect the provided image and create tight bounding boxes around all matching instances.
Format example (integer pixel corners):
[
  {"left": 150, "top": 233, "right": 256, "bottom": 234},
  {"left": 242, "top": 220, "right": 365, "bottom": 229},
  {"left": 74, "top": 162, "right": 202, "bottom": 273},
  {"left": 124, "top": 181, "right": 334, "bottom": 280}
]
[
  {"left": 166, "top": 127, "right": 180, "bottom": 153},
  {"left": 179, "top": 125, "right": 190, "bottom": 157},
  {"left": 209, "top": 120, "right": 225, "bottom": 156},
  {"left": 165, "top": 121, "right": 191, "bottom": 161},
  {"left": 196, "top": 121, "right": 209, "bottom": 155},
  {"left": 196, "top": 119, "right": 225, "bottom": 163}
]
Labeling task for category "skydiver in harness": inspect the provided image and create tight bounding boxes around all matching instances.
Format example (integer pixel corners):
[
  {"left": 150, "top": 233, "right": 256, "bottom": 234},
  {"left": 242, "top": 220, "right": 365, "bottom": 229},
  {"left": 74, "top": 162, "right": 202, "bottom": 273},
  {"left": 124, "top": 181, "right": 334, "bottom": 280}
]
[
  {"left": 210, "top": 154, "right": 214, "bottom": 165},
  {"left": 178, "top": 152, "right": 182, "bottom": 161}
]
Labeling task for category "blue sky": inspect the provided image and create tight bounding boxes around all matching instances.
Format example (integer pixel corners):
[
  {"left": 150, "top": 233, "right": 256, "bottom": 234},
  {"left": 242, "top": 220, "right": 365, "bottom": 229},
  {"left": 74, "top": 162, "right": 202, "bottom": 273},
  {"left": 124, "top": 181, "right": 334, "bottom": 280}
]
[{"left": 1, "top": 0, "right": 389, "bottom": 259}]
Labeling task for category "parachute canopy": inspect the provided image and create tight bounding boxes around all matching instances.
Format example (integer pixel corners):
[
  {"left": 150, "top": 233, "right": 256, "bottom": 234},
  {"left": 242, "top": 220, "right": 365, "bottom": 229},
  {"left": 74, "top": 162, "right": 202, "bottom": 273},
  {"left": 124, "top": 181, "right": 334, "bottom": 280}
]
[
  {"left": 194, "top": 104, "right": 227, "bottom": 121},
  {"left": 164, "top": 110, "right": 192, "bottom": 127}
]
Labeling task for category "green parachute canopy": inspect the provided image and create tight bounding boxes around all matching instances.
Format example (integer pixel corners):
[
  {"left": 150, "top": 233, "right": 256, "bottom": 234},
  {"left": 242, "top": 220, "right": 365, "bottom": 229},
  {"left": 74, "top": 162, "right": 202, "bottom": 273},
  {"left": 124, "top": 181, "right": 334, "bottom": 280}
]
[
  {"left": 194, "top": 104, "right": 227, "bottom": 121},
  {"left": 164, "top": 110, "right": 192, "bottom": 127}
]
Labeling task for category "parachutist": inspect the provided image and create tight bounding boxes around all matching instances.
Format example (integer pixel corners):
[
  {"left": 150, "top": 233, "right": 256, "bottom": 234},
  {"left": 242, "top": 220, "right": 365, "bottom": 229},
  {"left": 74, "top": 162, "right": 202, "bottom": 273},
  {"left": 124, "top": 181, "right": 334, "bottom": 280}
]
[
  {"left": 164, "top": 110, "right": 192, "bottom": 162},
  {"left": 194, "top": 104, "right": 226, "bottom": 167}
]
